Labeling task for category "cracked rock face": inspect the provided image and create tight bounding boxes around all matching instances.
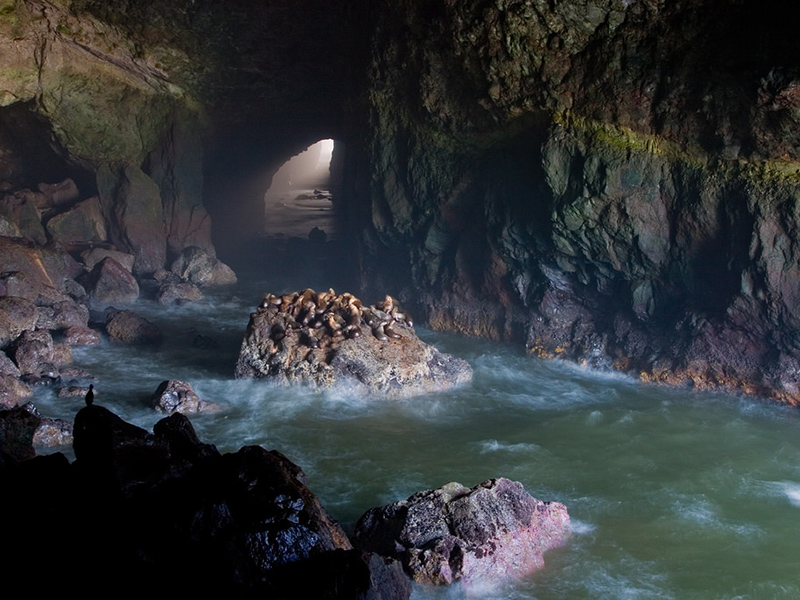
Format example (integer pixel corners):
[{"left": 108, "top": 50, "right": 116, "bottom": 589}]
[{"left": 353, "top": 477, "right": 571, "bottom": 586}]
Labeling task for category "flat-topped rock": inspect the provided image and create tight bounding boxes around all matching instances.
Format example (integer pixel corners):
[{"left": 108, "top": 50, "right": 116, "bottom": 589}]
[{"left": 234, "top": 289, "right": 472, "bottom": 397}]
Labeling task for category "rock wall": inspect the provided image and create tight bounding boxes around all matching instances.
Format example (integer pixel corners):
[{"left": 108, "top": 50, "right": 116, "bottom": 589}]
[{"left": 344, "top": 0, "right": 800, "bottom": 403}]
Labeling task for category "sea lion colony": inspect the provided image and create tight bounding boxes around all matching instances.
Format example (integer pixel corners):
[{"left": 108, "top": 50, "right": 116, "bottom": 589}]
[{"left": 257, "top": 289, "right": 413, "bottom": 351}]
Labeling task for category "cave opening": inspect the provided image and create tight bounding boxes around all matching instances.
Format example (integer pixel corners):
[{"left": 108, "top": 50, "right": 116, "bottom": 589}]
[{"left": 263, "top": 138, "right": 340, "bottom": 240}]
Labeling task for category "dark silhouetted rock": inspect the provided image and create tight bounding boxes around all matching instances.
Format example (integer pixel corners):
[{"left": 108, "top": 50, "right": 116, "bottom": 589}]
[
  {"left": 353, "top": 478, "right": 571, "bottom": 587},
  {"left": 0, "top": 403, "right": 40, "bottom": 463},
  {"left": 152, "top": 379, "right": 221, "bottom": 414},
  {"left": 105, "top": 309, "right": 162, "bottom": 345}
]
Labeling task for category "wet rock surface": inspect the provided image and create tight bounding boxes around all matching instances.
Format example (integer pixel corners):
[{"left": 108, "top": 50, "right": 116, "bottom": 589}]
[
  {"left": 151, "top": 379, "right": 222, "bottom": 414},
  {"left": 235, "top": 289, "right": 472, "bottom": 396},
  {"left": 353, "top": 478, "right": 571, "bottom": 587}
]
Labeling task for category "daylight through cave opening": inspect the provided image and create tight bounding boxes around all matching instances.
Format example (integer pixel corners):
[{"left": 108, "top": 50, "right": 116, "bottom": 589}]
[{"left": 263, "top": 139, "right": 338, "bottom": 240}]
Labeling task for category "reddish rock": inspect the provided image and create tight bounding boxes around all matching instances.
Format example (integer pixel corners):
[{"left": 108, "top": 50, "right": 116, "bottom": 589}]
[
  {"left": 105, "top": 309, "right": 162, "bottom": 345},
  {"left": 36, "top": 299, "right": 90, "bottom": 332},
  {"left": 57, "top": 384, "right": 93, "bottom": 398},
  {"left": 84, "top": 257, "right": 140, "bottom": 307},
  {"left": 353, "top": 478, "right": 571, "bottom": 587},
  {"left": 63, "top": 325, "right": 102, "bottom": 346},
  {"left": 52, "top": 342, "right": 73, "bottom": 366},
  {"left": 0, "top": 374, "right": 32, "bottom": 409},
  {"left": 0, "top": 237, "right": 82, "bottom": 300},
  {"left": 151, "top": 379, "right": 221, "bottom": 414},
  {"left": 8, "top": 329, "right": 55, "bottom": 376},
  {"left": 0, "top": 296, "right": 38, "bottom": 347}
]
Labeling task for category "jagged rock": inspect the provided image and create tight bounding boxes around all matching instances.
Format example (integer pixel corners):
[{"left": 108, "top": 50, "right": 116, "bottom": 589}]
[
  {"left": 105, "top": 309, "right": 162, "bottom": 345},
  {"left": 63, "top": 325, "right": 102, "bottom": 346},
  {"left": 151, "top": 379, "right": 221, "bottom": 414},
  {"left": 35, "top": 298, "right": 90, "bottom": 332},
  {"left": 80, "top": 247, "right": 136, "bottom": 273},
  {"left": 0, "top": 374, "right": 32, "bottom": 409},
  {"left": 33, "top": 416, "right": 73, "bottom": 447},
  {"left": 0, "top": 351, "right": 20, "bottom": 377},
  {"left": 83, "top": 256, "right": 140, "bottom": 307},
  {"left": 234, "top": 289, "right": 472, "bottom": 396},
  {"left": 45, "top": 196, "right": 107, "bottom": 245},
  {"left": 155, "top": 281, "right": 204, "bottom": 306},
  {"left": 0, "top": 296, "right": 38, "bottom": 348},
  {"left": 8, "top": 329, "right": 55, "bottom": 377},
  {"left": 353, "top": 478, "right": 571, "bottom": 587},
  {"left": 170, "top": 245, "right": 237, "bottom": 287}
]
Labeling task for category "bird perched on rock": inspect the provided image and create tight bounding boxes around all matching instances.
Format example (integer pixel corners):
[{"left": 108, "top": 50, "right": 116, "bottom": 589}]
[{"left": 85, "top": 384, "right": 94, "bottom": 406}]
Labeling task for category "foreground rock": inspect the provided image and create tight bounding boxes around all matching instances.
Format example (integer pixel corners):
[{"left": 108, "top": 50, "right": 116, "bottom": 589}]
[
  {"left": 353, "top": 478, "right": 571, "bottom": 587},
  {"left": 235, "top": 289, "right": 472, "bottom": 396},
  {"left": 0, "top": 406, "right": 410, "bottom": 597}
]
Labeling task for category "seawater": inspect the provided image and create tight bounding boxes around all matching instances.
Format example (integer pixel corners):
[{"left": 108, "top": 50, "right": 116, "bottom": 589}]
[{"left": 30, "top": 277, "right": 800, "bottom": 600}]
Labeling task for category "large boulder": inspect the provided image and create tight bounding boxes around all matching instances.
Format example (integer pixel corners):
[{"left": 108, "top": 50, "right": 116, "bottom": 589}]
[
  {"left": 44, "top": 196, "right": 107, "bottom": 245},
  {"left": 8, "top": 329, "right": 55, "bottom": 377},
  {"left": 105, "top": 309, "right": 162, "bottom": 345},
  {"left": 353, "top": 478, "right": 571, "bottom": 587},
  {"left": 170, "top": 245, "right": 237, "bottom": 287},
  {"left": 83, "top": 256, "right": 140, "bottom": 307},
  {"left": 234, "top": 289, "right": 472, "bottom": 397},
  {"left": 0, "top": 296, "right": 39, "bottom": 348}
]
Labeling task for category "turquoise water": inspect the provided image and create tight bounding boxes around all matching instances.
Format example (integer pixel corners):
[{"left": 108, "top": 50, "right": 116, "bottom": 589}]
[{"left": 31, "top": 279, "right": 800, "bottom": 599}]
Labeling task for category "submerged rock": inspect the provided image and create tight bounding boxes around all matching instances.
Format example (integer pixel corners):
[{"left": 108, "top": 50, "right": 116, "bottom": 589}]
[
  {"left": 353, "top": 478, "right": 571, "bottom": 587},
  {"left": 234, "top": 289, "right": 472, "bottom": 396},
  {"left": 105, "top": 309, "right": 163, "bottom": 345}
]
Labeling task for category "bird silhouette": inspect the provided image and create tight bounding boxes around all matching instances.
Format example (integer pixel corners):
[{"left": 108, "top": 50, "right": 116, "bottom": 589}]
[{"left": 85, "top": 384, "right": 94, "bottom": 406}]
